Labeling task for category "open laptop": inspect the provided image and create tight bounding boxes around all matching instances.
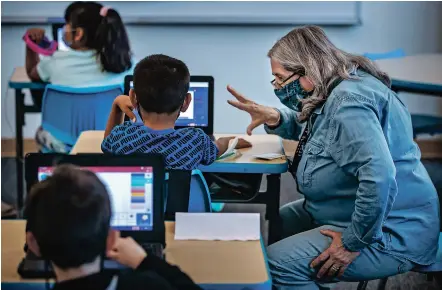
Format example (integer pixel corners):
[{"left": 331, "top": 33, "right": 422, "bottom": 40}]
[
  {"left": 18, "top": 153, "right": 166, "bottom": 277},
  {"left": 124, "top": 75, "right": 215, "bottom": 136},
  {"left": 51, "top": 22, "right": 70, "bottom": 51}
]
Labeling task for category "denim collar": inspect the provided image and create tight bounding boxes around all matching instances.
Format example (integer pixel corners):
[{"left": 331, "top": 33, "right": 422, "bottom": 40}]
[
  {"left": 312, "top": 68, "right": 358, "bottom": 116},
  {"left": 313, "top": 102, "right": 326, "bottom": 115}
]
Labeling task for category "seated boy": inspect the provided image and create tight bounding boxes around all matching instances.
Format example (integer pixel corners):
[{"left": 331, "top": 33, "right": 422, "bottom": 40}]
[
  {"left": 25, "top": 164, "right": 201, "bottom": 290},
  {"left": 101, "top": 54, "right": 250, "bottom": 169}
]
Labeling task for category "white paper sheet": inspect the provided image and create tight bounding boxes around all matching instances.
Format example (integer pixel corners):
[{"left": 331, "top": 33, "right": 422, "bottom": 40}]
[
  {"left": 175, "top": 213, "right": 260, "bottom": 241},
  {"left": 218, "top": 137, "right": 239, "bottom": 159},
  {"left": 253, "top": 153, "right": 285, "bottom": 160}
]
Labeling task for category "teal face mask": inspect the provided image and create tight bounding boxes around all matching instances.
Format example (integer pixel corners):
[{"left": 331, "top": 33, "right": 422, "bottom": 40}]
[{"left": 274, "top": 77, "right": 311, "bottom": 112}]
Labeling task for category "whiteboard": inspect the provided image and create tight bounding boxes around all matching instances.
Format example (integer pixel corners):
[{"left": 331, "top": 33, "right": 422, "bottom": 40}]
[{"left": 1, "top": 1, "right": 360, "bottom": 25}]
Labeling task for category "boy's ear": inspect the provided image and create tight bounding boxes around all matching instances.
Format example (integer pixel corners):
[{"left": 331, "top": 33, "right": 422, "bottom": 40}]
[
  {"left": 26, "top": 232, "right": 41, "bottom": 257},
  {"left": 129, "top": 89, "right": 137, "bottom": 107},
  {"left": 180, "top": 93, "right": 192, "bottom": 112}
]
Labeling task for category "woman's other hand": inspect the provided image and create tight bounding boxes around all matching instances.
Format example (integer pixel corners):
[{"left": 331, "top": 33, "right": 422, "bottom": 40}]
[
  {"left": 310, "top": 230, "right": 360, "bottom": 279},
  {"left": 227, "top": 85, "right": 280, "bottom": 135}
]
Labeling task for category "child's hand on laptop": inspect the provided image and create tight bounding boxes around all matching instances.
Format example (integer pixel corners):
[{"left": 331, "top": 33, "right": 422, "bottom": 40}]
[
  {"left": 113, "top": 95, "right": 136, "bottom": 122},
  {"left": 107, "top": 235, "right": 147, "bottom": 269}
]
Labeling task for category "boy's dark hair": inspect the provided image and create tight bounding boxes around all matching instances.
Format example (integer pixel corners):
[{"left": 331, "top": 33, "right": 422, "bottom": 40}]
[
  {"left": 133, "top": 54, "right": 190, "bottom": 114},
  {"left": 25, "top": 164, "right": 111, "bottom": 269},
  {"left": 65, "top": 1, "right": 132, "bottom": 73}
]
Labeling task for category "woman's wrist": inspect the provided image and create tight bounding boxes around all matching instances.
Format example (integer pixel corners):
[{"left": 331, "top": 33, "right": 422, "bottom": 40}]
[{"left": 265, "top": 108, "right": 281, "bottom": 127}]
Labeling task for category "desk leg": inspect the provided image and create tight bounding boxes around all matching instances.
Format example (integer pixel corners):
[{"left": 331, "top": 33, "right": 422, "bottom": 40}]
[
  {"left": 15, "top": 89, "right": 25, "bottom": 211},
  {"left": 266, "top": 174, "right": 282, "bottom": 245}
]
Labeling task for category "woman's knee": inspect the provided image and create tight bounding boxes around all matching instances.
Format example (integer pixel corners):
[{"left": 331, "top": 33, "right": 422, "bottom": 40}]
[
  {"left": 267, "top": 230, "right": 327, "bottom": 279},
  {"left": 268, "top": 244, "right": 316, "bottom": 286},
  {"left": 267, "top": 226, "right": 340, "bottom": 284}
]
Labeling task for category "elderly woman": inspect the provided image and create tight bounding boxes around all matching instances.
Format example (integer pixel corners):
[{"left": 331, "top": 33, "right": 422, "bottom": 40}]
[{"left": 227, "top": 26, "right": 439, "bottom": 289}]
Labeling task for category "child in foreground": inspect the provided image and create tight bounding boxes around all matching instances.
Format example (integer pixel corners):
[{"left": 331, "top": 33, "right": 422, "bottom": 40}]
[
  {"left": 25, "top": 164, "right": 202, "bottom": 290},
  {"left": 101, "top": 54, "right": 251, "bottom": 169}
]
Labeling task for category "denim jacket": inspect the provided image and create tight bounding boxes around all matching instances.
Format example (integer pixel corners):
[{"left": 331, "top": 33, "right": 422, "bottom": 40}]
[{"left": 265, "top": 70, "right": 440, "bottom": 265}]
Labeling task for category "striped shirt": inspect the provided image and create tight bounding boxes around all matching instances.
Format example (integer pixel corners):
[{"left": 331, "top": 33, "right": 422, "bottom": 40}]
[{"left": 101, "top": 122, "right": 218, "bottom": 170}]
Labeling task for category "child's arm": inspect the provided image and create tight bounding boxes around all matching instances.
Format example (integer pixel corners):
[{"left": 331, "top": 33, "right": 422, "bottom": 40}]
[
  {"left": 25, "top": 28, "right": 44, "bottom": 81},
  {"left": 104, "top": 95, "right": 136, "bottom": 138},
  {"left": 136, "top": 255, "right": 202, "bottom": 290},
  {"left": 26, "top": 47, "right": 41, "bottom": 81},
  {"left": 108, "top": 236, "right": 202, "bottom": 290},
  {"left": 104, "top": 102, "right": 125, "bottom": 138},
  {"left": 215, "top": 137, "right": 252, "bottom": 157},
  {"left": 215, "top": 137, "right": 234, "bottom": 157},
  {"left": 200, "top": 136, "right": 253, "bottom": 166}
]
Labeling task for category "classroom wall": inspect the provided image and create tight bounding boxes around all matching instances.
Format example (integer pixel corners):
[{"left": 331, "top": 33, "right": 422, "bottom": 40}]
[{"left": 2, "top": 1, "right": 442, "bottom": 139}]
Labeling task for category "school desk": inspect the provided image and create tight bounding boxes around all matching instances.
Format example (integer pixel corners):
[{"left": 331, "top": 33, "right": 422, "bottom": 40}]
[
  {"left": 376, "top": 54, "right": 442, "bottom": 96},
  {"left": 8, "top": 67, "right": 46, "bottom": 210},
  {"left": 71, "top": 131, "right": 289, "bottom": 244},
  {"left": 1, "top": 220, "right": 271, "bottom": 290}
]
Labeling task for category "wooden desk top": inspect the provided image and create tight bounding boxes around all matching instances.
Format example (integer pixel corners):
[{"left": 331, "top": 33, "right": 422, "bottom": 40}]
[
  {"left": 9, "top": 67, "right": 46, "bottom": 90},
  {"left": 2, "top": 220, "right": 269, "bottom": 285},
  {"left": 71, "top": 131, "right": 288, "bottom": 174},
  {"left": 376, "top": 54, "right": 442, "bottom": 90}
]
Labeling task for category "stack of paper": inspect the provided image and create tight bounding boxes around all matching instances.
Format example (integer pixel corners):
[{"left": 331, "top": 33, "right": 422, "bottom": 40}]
[{"left": 175, "top": 213, "right": 260, "bottom": 241}]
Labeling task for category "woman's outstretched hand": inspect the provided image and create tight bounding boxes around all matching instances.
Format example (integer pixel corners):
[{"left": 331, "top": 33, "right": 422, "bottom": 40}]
[{"left": 227, "top": 85, "right": 280, "bottom": 135}]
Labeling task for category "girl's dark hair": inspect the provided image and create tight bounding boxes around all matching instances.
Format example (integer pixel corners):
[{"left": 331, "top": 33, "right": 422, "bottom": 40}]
[{"left": 64, "top": 1, "right": 132, "bottom": 73}]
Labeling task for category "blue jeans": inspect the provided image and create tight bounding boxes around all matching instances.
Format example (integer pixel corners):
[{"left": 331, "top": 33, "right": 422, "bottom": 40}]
[{"left": 267, "top": 199, "right": 414, "bottom": 290}]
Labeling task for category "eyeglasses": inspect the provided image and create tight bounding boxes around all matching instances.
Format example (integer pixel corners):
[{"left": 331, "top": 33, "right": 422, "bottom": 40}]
[{"left": 270, "top": 72, "right": 299, "bottom": 88}]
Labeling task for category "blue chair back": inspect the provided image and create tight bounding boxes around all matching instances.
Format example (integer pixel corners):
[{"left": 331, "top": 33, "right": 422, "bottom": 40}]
[
  {"left": 41, "top": 84, "right": 123, "bottom": 148},
  {"left": 164, "top": 169, "right": 211, "bottom": 220},
  {"left": 189, "top": 170, "right": 212, "bottom": 212},
  {"left": 363, "top": 49, "right": 405, "bottom": 61}
]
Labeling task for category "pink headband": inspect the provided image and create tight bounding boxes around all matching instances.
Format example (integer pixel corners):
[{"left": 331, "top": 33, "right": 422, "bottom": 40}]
[{"left": 100, "top": 6, "right": 110, "bottom": 17}]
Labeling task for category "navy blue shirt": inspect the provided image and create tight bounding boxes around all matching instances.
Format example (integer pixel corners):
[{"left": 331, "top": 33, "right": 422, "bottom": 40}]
[{"left": 102, "top": 122, "right": 218, "bottom": 170}]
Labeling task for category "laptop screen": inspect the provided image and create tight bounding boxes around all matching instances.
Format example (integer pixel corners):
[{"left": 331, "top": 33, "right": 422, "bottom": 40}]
[
  {"left": 38, "top": 166, "right": 154, "bottom": 231},
  {"left": 129, "top": 81, "right": 210, "bottom": 128}
]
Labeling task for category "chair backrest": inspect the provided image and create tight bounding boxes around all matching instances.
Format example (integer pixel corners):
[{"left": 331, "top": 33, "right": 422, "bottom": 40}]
[
  {"left": 363, "top": 49, "right": 405, "bottom": 61},
  {"left": 189, "top": 170, "right": 212, "bottom": 213},
  {"left": 164, "top": 169, "right": 211, "bottom": 220},
  {"left": 41, "top": 84, "right": 123, "bottom": 147}
]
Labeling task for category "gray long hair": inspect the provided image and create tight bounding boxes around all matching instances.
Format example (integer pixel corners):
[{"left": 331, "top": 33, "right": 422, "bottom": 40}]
[{"left": 268, "top": 25, "right": 391, "bottom": 122}]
